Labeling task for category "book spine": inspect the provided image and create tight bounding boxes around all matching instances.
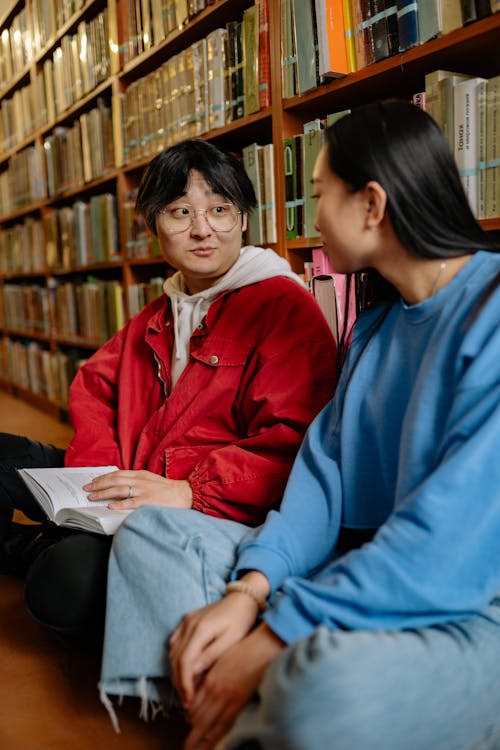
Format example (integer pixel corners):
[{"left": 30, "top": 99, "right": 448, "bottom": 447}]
[
  {"left": 255, "top": 0, "right": 271, "bottom": 108},
  {"left": 291, "top": 0, "right": 318, "bottom": 94},
  {"left": 242, "top": 142, "right": 264, "bottom": 246},
  {"left": 342, "top": 0, "right": 357, "bottom": 71},
  {"left": 396, "top": 0, "right": 420, "bottom": 52},
  {"left": 283, "top": 137, "right": 297, "bottom": 240},
  {"left": 418, "top": 0, "right": 441, "bottom": 42},
  {"left": 485, "top": 75, "right": 500, "bottom": 219}
]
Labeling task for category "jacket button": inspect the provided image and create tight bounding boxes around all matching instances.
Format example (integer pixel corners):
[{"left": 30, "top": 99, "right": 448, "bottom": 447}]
[
  {"left": 197, "top": 323, "right": 203, "bottom": 330},
  {"left": 209, "top": 355, "right": 219, "bottom": 364}
]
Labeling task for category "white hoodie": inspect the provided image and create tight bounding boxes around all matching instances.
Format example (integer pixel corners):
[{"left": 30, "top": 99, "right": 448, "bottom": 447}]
[{"left": 163, "top": 245, "right": 305, "bottom": 388}]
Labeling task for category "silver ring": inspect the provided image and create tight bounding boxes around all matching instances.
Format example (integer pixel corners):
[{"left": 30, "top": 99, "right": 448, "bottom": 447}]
[{"left": 128, "top": 485, "right": 134, "bottom": 499}]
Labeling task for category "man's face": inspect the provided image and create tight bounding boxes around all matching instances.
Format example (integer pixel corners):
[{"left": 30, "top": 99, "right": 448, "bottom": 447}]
[{"left": 155, "top": 170, "right": 247, "bottom": 294}]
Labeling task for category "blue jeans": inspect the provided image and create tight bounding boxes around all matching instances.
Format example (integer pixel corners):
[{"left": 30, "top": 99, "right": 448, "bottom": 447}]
[
  {"left": 100, "top": 506, "right": 500, "bottom": 749},
  {"left": 100, "top": 505, "right": 251, "bottom": 708},
  {"left": 222, "top": 601, "right": 500, "bottom": 750}
]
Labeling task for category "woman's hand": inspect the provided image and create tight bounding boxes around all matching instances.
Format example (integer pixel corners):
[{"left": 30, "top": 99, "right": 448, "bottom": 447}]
[
  {"left": 182, "top": 623, "right": 285, "bottom": 750},
  {"left": 82, "top": 469, "right": 193, "bottom": 510},
  {"left": 169, "top": 594, "right": 260, "bottom": 708}
]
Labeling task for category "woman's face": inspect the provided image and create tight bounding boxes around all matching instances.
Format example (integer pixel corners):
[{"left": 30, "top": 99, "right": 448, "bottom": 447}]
[
  {"left": 155, "top": 170, "right": 247, "bottom": 293},
  {"left": 312, "top": 147, "right": 372, "bottom": 274}
]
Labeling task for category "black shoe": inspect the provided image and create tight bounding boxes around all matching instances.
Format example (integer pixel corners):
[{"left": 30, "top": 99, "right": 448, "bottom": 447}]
[{"left": 0, "top": 522, "right": 55, "bottom": 578}]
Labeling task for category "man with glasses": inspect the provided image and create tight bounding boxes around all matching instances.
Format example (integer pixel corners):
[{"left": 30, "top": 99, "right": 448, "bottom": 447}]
[{"left": 0, "top": 139, "right": 337, "bottom": 643}]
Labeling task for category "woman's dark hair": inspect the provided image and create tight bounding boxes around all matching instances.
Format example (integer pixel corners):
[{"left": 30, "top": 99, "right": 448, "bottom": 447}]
[
  {"left": 325, "top": 99, "right": 500, "bottom": 260},
  {"left": 136, "top": 139, "right": 257, "bottom": 234}
]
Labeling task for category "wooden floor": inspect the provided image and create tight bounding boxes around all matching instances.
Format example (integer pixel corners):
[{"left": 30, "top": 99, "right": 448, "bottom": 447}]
[{"left": 0, "top": 391, "right": 188, "bottom": 750}]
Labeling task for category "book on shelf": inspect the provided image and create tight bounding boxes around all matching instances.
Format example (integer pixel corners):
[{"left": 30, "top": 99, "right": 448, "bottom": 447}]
[
  {"left": 314, "top": 0, "right": 349, "bottom": 78},
  {"left": 281, "top": 0, "right": 296, "bottom": 98},
  {"left": 259, "top": 142, "right": 277, "bottom": 244},
  {"left": 243, "top": 4, "right": 260, "bottom": 116},
  {"left": 312, "top": 247, "right": 357, "bottom": 343},
  {"left": 418, "top": 0, "right": 442, "bottom": 45},
  {"left": 368, "top": 0, "right": 391, "bottom": 62},
  {"left": 303, "top": 119, "right": 324, "bottom": 238},
  {"left": 453, "top": 76, "right": 486, "bottom": 217},
  {"left": 396, "top": 0, "right": 420, "bottom": 51},
  {"left": 283, "top": 136, "right": 298, "bottom": 239},
  {"left": 255, "top": 0, "right": 271, "bottom": 108},
  {"left": 242, "top": 142, "right": 265, "bottom": 246},
  {"left": 351, "top": 0, "right": 375, "bottom": 69},
  {"left": 206, "top": 27, "right": 228, "bottom": 130},
  {"left": 342, "top": 0, "right": 357, "bottom": 72},
  {"left": 291, "top": 0, "right": 318, "bottom": 94},
  {"left": 485, "top": 74, "right": 500, "bottom": 219},
  {"left": 226, "top": 20, "right": 244, "bottom": 122},
  {"left": 17, "top": 466, "right": 131, "bottom": 535},
  {"left": 441, "top": 0, "right": 464, "bottom": 33},
  {"left": 312, "top": 275, "right": 339, "bottom": 342},
  {"left": 425, "top": 70, "right": 474, "bottom": 151}
]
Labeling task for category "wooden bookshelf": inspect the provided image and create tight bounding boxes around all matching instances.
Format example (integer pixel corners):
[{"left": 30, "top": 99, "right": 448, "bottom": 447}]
[{"left": 0, "top": 0, "right": 499, "bottom": 416}]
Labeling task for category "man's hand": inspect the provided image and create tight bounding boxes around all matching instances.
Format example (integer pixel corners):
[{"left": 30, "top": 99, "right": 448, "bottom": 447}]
[
  {"left": 182, "top": 623, "right": 285, "bottom": 750},
  {"left": 83, "top": 469, "right": 193, "bottom": 509}
]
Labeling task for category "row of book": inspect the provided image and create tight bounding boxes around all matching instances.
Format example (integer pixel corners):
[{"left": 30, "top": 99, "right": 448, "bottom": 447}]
[
  {"left": 0, "top": 336, "right": 83, "bottom": 406},
  {"left": 0, "top": 10, "right": 111, "bottom": 153},
  {"left": 0, "top": 270, "right": 172, "bottom": 340},
  {"left": 0, "top": 7, "right": 31, "bottom": 95},
  {"left": 242, "top": 142, "right": 277, "bottom": 246},
  {"left": 0, "top": 217, "right": 46, "bottom": 275},
  {"left": 422, "top": 71, "right": 500, "bottom": 219},
  {"left": 0, "top": 144, "right": 47, "bottom": 217},
  {"left": 0, "top": 82, "right": 37, "bottom": 154},
  {"left": 2, "top": 283, "right": 51, "bottom": 336},
  {"left": 282, "top": 0, "right": 500, "bottom": 98},
  {"left": 53, "top": 277, "right": 125, "bottom": 343},
  {"left": 123, "top": 187, "right": 162, "bottom": 259},
  {"left": 118, "top": 0, "right": 223, "bottom": 67},
  {"left": 32, "top": 0, "right": 86, "bottom": 54},
  {"left": 44, "top": 193, "right": 120, "bottom": 270},
  {"left": 0, "top": 95, "right": 114, "bottom": 217},
  {"left": 41, "top": 9, "right": 111, "bottom": 121},
  {"left": 119, "top": 2, "right": 270, "bottom": 164}
]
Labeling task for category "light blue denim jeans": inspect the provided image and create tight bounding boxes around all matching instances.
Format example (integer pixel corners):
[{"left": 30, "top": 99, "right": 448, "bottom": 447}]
[
  {"left": 100, "top": 506, "right": 500, "bottom": 749},
  {"left": 99, "top": 505, "right": 251, "bottom": 717},
  {"left": 221, "top": 599, "right": 500, "bottom": 750}
]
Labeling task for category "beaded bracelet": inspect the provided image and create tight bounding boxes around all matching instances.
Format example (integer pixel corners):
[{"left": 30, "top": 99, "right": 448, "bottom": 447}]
[{"left": 225, "top": 580, "right": 267, "bottom": 613}]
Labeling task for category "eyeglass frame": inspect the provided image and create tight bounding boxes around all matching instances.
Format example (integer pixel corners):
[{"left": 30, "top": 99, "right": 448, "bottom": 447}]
[{"left": 157, "top": 203, "right": 242, "bottom": 234}]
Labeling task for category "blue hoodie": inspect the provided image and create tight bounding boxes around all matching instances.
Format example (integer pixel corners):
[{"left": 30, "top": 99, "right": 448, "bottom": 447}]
[{"left": 234, "top": 251, "right": 500, "bottom": 644}]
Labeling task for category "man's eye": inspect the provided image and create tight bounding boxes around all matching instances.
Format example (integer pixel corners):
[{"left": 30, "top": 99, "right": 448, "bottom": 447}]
[
  {"left": 172, "top": 207, "right": 191, "bottom": 218},
  {"left": 211, "top": 205, "right": 227, "bottom": 215}
]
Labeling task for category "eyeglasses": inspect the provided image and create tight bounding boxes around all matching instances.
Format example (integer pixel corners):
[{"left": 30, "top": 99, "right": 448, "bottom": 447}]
[{"left": 158, "top": 203, "right": 241, "bottom": 234}]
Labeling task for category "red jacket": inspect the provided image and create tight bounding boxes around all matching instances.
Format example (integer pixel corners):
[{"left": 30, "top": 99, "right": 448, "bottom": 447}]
[{"left": 65, "top": 277, "right": 337, "bottom": 525}]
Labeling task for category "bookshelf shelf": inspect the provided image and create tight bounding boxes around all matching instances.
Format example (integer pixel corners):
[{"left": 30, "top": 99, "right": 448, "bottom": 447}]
[{"left": 0, "top": 0, "right": 498, "bottom": 416}]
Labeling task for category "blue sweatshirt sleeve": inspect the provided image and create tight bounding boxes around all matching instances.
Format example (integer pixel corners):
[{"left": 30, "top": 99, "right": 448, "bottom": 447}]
[
  {"left": 236, "top": 289, "right": 500, "bottom": 645},
  {"left": 234, "top": 398, "right": 344, "bottom": 591}
]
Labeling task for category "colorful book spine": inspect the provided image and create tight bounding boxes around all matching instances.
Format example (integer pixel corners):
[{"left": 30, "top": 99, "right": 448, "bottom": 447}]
[
  {"left": 396, "top": 0, "right": 420, "bottom": 51},
  {"left": 256, "top": 0, "right": 271, "bottom": 108}
]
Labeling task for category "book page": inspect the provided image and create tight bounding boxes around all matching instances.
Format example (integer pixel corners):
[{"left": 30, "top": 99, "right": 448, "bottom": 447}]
[
  {"left": 18, "top": 466, "right": 119, "bottom": 517},
  {"left": 56, "top": 506, "right": 132, "bottom": 535}
]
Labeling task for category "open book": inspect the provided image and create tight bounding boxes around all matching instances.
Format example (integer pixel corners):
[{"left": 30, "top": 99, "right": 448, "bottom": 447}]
[{"left": 17, "top": 466, "right": 132, "bottom": 535}]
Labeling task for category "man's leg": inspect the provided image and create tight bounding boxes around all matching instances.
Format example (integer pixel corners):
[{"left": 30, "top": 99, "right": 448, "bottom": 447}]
[
  {"left": 24, "top": 532, "right": 112, "bottom": 643},
  {"left": 0, "top": 432, "right": 66, "bottom": 573},
  {"left": 222, "top": 598, "right": 500, "bottom": 750}
]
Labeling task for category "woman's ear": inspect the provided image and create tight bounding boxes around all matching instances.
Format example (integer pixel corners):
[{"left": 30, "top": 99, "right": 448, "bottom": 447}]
[
  {"left": 364, "top": 181, "right": 387, "bottom": 228},
  {"left": 242, "top": 213, "right": 248, "bottom": 233}
]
